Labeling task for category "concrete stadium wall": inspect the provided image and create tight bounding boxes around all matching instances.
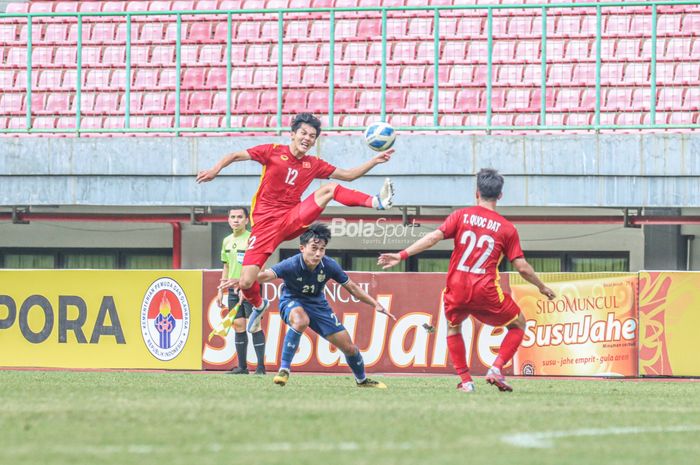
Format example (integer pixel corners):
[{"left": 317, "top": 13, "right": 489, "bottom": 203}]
[{"left": 2, "top": 133, "right": 699, "bottom": 208}]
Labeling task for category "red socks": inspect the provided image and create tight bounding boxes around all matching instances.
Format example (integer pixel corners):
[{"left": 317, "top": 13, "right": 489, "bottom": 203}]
[
  {"left": 493, "top": 328, "right": 525, "bottom": 370},
  {"left": 333, "top": 185, "right": 373, "bottom": 208},
  {"left": 446, "top": 334, "right": 472, "bottom": 383},
  {"left": 241, "top": 281, "right": 263, "bottom": 309}
]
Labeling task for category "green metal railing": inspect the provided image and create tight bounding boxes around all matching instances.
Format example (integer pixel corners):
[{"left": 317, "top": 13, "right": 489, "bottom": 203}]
[{"left": 0, "top": 1, "right": 699, "bottom": 135}]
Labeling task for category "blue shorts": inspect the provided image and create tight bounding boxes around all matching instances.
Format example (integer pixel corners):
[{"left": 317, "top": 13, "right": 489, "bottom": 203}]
[{"left": 279, "top": 296, "right": 346, "bottom": 338}]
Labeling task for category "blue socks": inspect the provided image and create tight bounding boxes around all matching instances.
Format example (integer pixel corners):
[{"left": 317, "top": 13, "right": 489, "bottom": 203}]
[
  {"left": 280, "top": 328, "right": 302, "bottom": 371},
  {"left": 345, "top": 350, "right": 366, "bottom": 382}
]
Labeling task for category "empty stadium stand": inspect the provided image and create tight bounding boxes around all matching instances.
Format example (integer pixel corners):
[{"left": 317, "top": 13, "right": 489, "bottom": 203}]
[{"left": 0, "top": 0, "right": 698, "bottom": 133}]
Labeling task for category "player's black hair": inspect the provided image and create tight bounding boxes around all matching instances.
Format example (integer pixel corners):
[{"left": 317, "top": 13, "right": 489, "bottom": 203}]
[
  {"left": 291, "top": 113, "right": 322, "bottom": 137},
  {"left": 228, "top": 206, "right": 249, "bottom": 219},
  {"left": 300, "top": 223, "right": 332, "bottom": 246},
  {"left": 476, "top": 168, "right": 504, "bottom": 200}
]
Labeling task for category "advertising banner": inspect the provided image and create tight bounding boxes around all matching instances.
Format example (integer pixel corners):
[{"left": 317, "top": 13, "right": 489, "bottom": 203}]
[
  {"left": 0, "top": 270, "right": 202, "bottom": 369},
  {"left": 512, "top": 273, "right": 638, "bottom": 377},
  {"left": 202, "top": 270, "right": 512, "bottom": 375},
  {"left": 639, "top": 272, "right": 700, "bottom": 377}
]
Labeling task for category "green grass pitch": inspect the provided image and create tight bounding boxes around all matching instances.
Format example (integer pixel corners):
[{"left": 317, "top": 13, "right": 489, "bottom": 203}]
[{"left": 1, "top": 371, "right": 699, "bottom": 465}]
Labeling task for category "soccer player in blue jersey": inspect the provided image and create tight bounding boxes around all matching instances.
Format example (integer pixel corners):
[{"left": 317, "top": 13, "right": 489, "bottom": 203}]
[{"left": 226, "top": 223, "right": 395, "bottom": 388}]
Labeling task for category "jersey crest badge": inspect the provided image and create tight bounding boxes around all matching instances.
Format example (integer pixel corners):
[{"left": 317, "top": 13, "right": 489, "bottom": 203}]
[
  {"left": 280, "top": 155, "right": 289, "bottom": 161},
  {"left": 317, "top": 271, "right": 325, "bottom": 282},
  {"left": 303, "top": 161, "right": 311, "bottom": 169}
]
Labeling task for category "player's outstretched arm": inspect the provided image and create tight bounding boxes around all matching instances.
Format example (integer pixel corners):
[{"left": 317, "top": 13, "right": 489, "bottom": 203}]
[
  {"left": 511, "top": 257, "right": 556, "bottom": 300},
  {"left": 330, "top": 149, "right": 394, "bottom": 182},
  {"left": 196, "top": 150, "right": 252, "bottom": 183},
  {"left": 377, "top": 229, "right": 445, "bottom": 269},
  {"left": 342, "top": 279, "right": 396, "bottom": 320}
]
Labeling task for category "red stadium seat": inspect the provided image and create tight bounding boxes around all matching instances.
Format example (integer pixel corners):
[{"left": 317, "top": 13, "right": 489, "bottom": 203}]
[
  {"left": 657, "top": 87, "right": 684, "bottom": 111},
  {"left": 158, "top": 69, "right": 178, "bottom": 89},
  {"left": 284, "top": 90, "right": 309, "bottom": 111},
  {"left": 140, "top": 23, "right": 165, "bottom": 43},
  {"left": 604, "top": 88, "right": 633, "bottom": 111},
  {"left": 210, "top": 92, "right": 228, "bottom": 113},
  {"left": 92, "top": 93, "right": 121, "bottom": 115},
  {"left": 259, "top": 91, "right": 277, "bottom": 112},
  {"left": 133, "top": 69, "right": 160, "bottom": 90},
  {"left": 343, "top": 43, "right": 368, "bottom": 64},
  {"left": 399, "top": 65, "right": 426, "bottom": 87},
  {"left": 334, "top": 90, "right": 357, "bottom": 112},
  {"left": 189, "top": 23, "right": 213, "bottom": 43},
  {"left": 352, "top": 68, "right": 377, "bottom": 87},
  {"left": 236, "top": 91, "right": 260, "bottom": 113},
  {"left": 301, "top": 66, "right": 327, "bottom": 86},
  {"left": 142, "top": 92, "right": 167, "bottom": 114},
  {"left": 392, "top": 42, "right": 417, "bottom": 63},
  {"left": 84, "top": 70, "right": 113, "bottom": 90},
  {"left": 182, "top": 68, "right": 207, "bottom": 89},
  {"left": 405, "top": 89, "right": 431, "bottom": 113},
  {"left": 307, "top": 91, "right": 329, "bottom": 113},
  {"left": 188, "top": 91, "right": 213, "bottom": 113},
  {"left": 206, "top": 68, "right": 228, "bottom": 89},
  {"left": 36, "top": 70, "right": 64, "bottom": 91}
]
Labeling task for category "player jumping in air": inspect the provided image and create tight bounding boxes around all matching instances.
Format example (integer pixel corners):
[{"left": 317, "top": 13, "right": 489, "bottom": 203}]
[
  {"left": 221, "top": 223, "right": 395, "bottom": 388},
  {"left": 378, "top": 168, "right": 555, "bottom": 393},
  {"left": 197, "top": 113, "right": 395, "bottom": 333}
]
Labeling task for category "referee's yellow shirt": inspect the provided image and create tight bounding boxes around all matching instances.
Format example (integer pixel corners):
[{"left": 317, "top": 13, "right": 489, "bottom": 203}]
[{"left": 220, "top": 230, "right": 251, "bottom": 279}]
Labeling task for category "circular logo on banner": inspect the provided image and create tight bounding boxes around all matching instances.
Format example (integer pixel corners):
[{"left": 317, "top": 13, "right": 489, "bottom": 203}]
[
  {"left": 521, "top": 362, "right": 535, "bottom": 376},
  {"left": 141, "top": 278, "right": 191, "bottom": 361}
]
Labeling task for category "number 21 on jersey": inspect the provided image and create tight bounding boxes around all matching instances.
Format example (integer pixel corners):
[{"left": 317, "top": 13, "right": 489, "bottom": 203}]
[{"left": 456, "top": 231, "right": 495, "bottom": 274}]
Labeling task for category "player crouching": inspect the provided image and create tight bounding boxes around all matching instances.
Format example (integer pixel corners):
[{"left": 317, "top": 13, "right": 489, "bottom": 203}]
[{"left": 245, "top": 223, "right": 395, "bottom": 388}]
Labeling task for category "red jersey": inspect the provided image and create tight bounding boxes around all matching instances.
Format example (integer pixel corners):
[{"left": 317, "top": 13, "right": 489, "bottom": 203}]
[
  {"left": 247, "top": 144, "right": 337, "bottom": 224},
  {"left": 438, "top": 206, "right": 524, "bottom": 305}
]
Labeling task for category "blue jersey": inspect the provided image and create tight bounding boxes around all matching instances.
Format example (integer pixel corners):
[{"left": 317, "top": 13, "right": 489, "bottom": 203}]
[{"left": 271, "top": 254, "right": 349, "bottom": 304}]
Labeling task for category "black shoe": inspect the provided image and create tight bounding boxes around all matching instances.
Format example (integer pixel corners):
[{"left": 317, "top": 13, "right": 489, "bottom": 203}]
[
  {"left": 227, "top": 366, "right": 249, "bottom": 375},
  {"left": 255, "top": 366, "right": 266, "bottom": 375}
]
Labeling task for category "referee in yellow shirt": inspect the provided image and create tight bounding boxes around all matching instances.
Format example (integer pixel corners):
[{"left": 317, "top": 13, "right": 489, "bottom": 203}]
[{"left": 217, "top": 207, "right": 266, "bottom": 375}]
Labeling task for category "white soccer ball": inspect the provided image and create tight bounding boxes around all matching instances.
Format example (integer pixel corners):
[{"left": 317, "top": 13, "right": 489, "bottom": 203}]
[{"left": 364, "top": 122, "right": 396, "bottom": 152}]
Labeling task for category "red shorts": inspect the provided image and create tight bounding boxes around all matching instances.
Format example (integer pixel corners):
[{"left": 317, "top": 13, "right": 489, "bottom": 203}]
[
  {"left": 242, "top": 194, "right": 323, "bottom": 268},
  {"left": 443, "top": 291, "right": 521, "bottom": 328}
]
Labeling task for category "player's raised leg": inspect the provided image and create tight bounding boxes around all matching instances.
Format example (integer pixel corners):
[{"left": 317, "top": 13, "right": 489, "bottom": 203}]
[
  {"left": 486, "top": 310, "right": 526, "bottom": 392},
  {"left": 446, "top": 319, "right": 476, "bottom": 393},
  {"left": 326, "top": 330, "right": 386, "bottom": 388},
  {"left": 274, "top": 305, "right": 310, "bottom": 386},
  {"left": 312, "top": 178, "right": 395, "bottom": 212}
]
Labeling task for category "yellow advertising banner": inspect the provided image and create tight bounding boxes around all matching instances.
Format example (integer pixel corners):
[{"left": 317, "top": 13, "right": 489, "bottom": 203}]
[
  {"left": 0, "top": 270, "right": 202, "bottom": 370},
  {"left": 639, "top": 272, "right": 700, "bottom": 377},
  {"left": 510, "top": 273, "right": 638, "bottom": 376}
]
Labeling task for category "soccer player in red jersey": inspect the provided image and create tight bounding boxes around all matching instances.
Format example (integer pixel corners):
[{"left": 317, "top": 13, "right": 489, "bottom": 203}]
[
  {"left": 197, "top": 113, "right": 395, "bottom": 332},
  {"left": 378, "top": 168, "right": 555, "bottom": 393}
]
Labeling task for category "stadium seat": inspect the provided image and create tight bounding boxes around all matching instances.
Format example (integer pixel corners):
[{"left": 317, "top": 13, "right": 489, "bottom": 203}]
[
  {"left": 205, "top": 68, "right": 227, "bottom": 89},
  {"left": 352, "top": 68, "right": 377, "bottom": 87},
  {"left": 92, "top": 93, "right": 120, "bottom": 115},
  {"left": 307, "top": 91, "right": 329, "bottom": 113},
  {"left": 133, "top": 69, "right": 160, "bottom": 90},
  {"left": 188, "top": 91, "right": 214, "bottom": 113},
  {"left": 142, "top": 93, "right": 167, "bottom": 114},
  {"left": 399, "top": 66, "right": 426, "bottom": 87},
  {"left": 189, "top": 23, "right": 213, "bottom": 43},
  {"left": 404, "top": 89, "right": 431, "bottom": 113},
  {"left": 442, "top": 42, "right": 468, "bottom": 63},
  {"left": 36, "top": 70, "right": 64, "bottom": 91},
  {"left": 182, "top": 68, "right": 207, "bottom": 89},
  {"left": 454, "top": 89, "right": 483, "bottom": 112},
  {"left": 210, "top": 92, "right": 228, "bottom": 113},
  {"left": 254, "top": 67, "right": 277, "bottom": 87},
  {"left": 236, "top": 91, "right": 260, "bottom": 113},
  {"left": 84, "top": 70, "right": 113, "bottom": 90},
  {"left": 657, "top": 87, "right": 684, "bottom": 111},
  {"left": 0, "top": 93, "right": 25, "bottom": 115},
  {"left": 343, "top": 43, "right": 368, "bottom": 64},
  {"left": 301, "top": 66, "right": 327, "bottom": 86},
  {"left": 102, "top": 46, "right": 126, "bottom": 66},
  {"left": 158, "top": 69, "right": 178, "bottom": 90},
  {"left": 259, "top": 91, "right": 277, "bottom": 112},
  {"left": 604, "top": 88, "right": 633, "bottom": 110},
  {"left": 43, "top": 24, "right": 69, "bottom": 44},
  {"left": 140, "top": 23, "right": 165, "bottom": 42},
  {"left": 333, "top": 90, "right": 357, "bottom": 112}
]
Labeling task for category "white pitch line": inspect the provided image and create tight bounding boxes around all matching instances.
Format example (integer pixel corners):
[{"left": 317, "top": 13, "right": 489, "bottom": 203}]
[
  {"left": 501, "top": 425, "right": 700, "bottom": 449},
  {"left": 1, "top": 441, "right": 420, "bottom": 457}
]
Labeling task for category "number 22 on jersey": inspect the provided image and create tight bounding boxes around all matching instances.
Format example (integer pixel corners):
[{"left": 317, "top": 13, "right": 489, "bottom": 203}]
[{"left": 456, "top": 231, "right": 495, "bottom": 274}]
